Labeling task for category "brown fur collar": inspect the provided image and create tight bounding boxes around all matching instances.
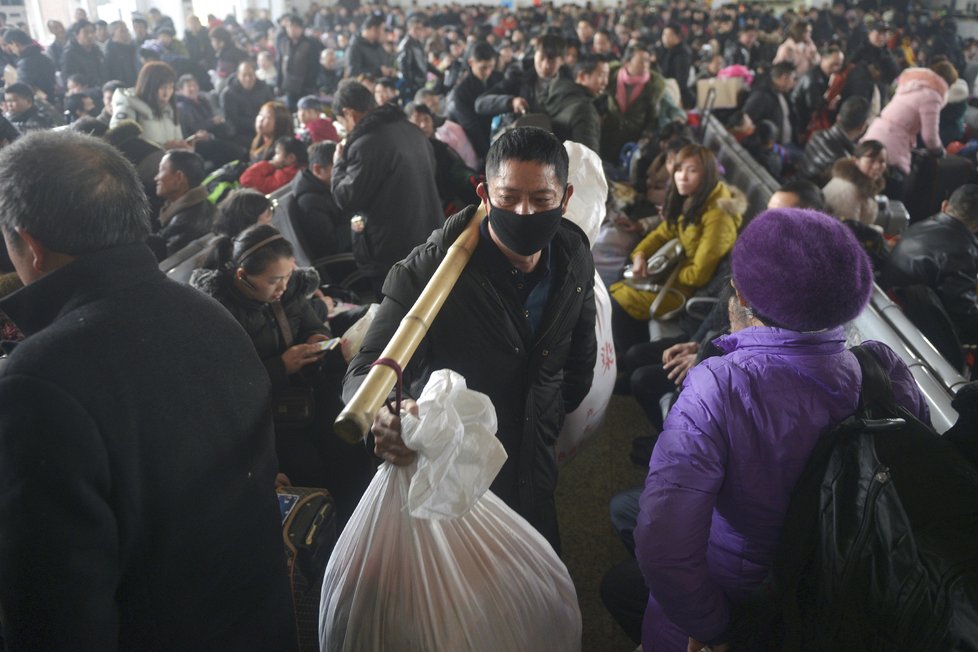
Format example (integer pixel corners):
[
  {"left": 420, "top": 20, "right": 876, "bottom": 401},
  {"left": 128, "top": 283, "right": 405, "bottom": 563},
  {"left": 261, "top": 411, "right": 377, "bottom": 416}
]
[{"left": 831, "top": 157, "right": 884, "bottom": 198}]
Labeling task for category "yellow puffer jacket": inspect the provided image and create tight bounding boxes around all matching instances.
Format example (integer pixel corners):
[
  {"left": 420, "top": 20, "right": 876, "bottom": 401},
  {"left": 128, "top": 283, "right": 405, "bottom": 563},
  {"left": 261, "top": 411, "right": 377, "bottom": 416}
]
[{"left": 610, "top": 181, "right": 745, "bottom": 320}]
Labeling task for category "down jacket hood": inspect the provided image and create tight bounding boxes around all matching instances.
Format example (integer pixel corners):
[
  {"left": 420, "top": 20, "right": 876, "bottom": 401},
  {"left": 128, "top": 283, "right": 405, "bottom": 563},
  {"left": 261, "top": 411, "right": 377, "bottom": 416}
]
[
  {"left": 831, "top": 157, "right": 884, "bottom": 198},
  {"left": 714, "top": 183, "right": 749, "bottom": 219},
  {"left": 947, "top": 78, "right": 969, "bottom": 104},
  {"left": 896, "top": 67, "right": 949, "bottom": 100}
]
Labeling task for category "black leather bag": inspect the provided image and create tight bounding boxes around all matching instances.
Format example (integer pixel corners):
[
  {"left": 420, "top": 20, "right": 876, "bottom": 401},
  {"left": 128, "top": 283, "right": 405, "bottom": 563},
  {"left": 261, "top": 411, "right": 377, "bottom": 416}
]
[
  {"left": 278, "top": 486, "right": 337, "bottom": 652},
  {"left": 775, "top": 346, "right": 978, "bottom": 651}
]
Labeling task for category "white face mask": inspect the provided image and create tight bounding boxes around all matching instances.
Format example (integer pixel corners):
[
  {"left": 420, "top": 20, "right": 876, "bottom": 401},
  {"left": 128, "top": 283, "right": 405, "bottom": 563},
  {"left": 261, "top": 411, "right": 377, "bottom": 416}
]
[{"left": 333, "top": 119, "right": 348, "bottom": 139}]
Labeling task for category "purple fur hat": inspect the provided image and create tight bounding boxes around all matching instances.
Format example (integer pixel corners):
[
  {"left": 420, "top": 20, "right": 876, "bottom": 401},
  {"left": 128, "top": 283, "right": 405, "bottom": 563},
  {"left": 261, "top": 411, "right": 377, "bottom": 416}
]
[{"left": 731, "top": 208, "right": 873, "bottom": 331}]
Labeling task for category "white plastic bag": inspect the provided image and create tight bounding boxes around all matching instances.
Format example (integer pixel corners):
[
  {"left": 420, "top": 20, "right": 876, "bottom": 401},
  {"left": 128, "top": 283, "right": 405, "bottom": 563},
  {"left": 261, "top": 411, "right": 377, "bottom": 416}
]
[
  {"left": 557, "top": 143, "right": 616, "bottom": 464},
  {"left": 319, "top": 370, "right": 582, "bottom": 652}
]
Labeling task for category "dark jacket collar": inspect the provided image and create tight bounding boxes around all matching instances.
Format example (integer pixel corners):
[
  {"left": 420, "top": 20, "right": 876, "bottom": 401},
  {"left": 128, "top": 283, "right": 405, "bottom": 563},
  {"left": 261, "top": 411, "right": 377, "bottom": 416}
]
[
  {"left": 0, "top": 243, "right": 161, "bottom": 338},
  {"left": 934, "top": 212, "right": 978, "bottom": 244}
]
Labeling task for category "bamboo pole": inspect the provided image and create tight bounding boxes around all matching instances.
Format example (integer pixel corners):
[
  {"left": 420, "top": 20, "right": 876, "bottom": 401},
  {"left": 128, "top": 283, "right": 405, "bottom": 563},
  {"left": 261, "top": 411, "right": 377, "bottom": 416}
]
[{"left": 334, "top": 204, "right": 488, "bottom": 444}]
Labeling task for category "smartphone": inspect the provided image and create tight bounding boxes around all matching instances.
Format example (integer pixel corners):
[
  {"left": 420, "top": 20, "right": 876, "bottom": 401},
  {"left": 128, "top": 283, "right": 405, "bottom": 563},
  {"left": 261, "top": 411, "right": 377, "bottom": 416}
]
[{"left": 315, "top": 337, "right": 341, "bottom": 352}]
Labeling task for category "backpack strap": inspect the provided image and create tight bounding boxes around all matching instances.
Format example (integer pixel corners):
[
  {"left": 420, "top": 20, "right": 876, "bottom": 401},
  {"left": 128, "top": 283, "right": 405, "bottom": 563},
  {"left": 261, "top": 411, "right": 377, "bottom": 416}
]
[{"left": 850, "top": 345, "right": 900, "bottom": 418}]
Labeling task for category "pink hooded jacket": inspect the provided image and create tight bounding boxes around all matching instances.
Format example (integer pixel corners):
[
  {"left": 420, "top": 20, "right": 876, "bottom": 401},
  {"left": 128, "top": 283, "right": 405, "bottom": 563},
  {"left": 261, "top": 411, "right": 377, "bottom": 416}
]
[{"left": 862, "top": 67, "right": 949, "bottom": 174}]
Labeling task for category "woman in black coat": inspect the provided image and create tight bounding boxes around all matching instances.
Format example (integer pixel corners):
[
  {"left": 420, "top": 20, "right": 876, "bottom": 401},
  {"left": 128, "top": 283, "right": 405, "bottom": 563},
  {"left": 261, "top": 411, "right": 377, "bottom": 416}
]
[{"left": 191, "top": 224, "right": 372, "bottom": 525}]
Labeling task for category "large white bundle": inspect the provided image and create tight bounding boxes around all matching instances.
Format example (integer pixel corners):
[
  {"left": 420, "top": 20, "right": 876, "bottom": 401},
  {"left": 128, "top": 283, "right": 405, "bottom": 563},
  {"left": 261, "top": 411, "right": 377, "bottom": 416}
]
[
  {"left": 557, "top": 142, "right": 616, "bottom": 464},
  {"left": 319, "top": 370, "right": 581, "bottom": 652}
]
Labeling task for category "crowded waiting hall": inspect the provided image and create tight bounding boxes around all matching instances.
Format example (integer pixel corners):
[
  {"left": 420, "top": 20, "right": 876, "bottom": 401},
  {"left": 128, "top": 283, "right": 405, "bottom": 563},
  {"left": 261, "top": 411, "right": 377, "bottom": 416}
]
[{"left": 1, "top": 0, "right": 978, "bottom": 649}]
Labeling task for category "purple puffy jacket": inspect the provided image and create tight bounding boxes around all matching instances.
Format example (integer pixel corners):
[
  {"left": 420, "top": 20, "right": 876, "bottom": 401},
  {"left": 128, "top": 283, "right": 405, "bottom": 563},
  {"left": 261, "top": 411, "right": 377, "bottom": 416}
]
[{"left": 635, "top": 326, "right": 930, "bottom": 651}]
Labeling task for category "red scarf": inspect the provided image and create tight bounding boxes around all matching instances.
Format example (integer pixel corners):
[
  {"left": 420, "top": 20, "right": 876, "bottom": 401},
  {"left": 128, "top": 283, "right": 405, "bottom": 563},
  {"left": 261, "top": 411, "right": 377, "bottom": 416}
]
[{"left": 616, "top": 67, "right": 651, "bottom": 113}]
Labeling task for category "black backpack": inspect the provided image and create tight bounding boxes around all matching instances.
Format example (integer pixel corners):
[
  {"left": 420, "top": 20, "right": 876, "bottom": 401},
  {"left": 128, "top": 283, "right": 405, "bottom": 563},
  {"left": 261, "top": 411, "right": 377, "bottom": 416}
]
[{"left": 773, "top": 346, "right": 978, "bottom": 651}]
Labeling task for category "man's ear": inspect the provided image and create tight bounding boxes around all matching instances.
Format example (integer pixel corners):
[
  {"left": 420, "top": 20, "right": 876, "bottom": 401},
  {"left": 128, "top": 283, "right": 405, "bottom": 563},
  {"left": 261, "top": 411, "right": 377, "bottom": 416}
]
[
  {"left": 476, "top": 182, "right": 490, "bottom": 205},
  {"left": 941, "top": 199, "right": 950, "bottom": 215},
  {"left": 560, "top": 183, "right": 574, "bottom": 213},
  {"left": 16, "top": 228, "right": 48, "bottom": 274}
]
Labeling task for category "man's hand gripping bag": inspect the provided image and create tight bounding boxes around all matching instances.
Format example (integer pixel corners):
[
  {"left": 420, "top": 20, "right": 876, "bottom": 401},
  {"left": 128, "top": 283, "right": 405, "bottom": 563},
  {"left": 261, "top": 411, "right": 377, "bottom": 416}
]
[{"left": 319, "top": 370, "right": 582, "bottom": 651}]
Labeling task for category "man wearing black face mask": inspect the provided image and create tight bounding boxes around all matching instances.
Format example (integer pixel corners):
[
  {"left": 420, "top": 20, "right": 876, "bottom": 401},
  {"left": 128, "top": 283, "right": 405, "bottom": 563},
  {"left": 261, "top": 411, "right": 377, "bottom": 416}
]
[{"left": 344, "top": 127, "right": 597, "bottom": 553}]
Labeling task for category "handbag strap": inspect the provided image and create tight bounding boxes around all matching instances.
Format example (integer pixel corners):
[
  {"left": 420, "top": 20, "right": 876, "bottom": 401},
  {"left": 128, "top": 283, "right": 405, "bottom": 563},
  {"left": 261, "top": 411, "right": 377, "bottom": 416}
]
[{"left": 270, "top": 301, "right": 294, "bottom": 348}]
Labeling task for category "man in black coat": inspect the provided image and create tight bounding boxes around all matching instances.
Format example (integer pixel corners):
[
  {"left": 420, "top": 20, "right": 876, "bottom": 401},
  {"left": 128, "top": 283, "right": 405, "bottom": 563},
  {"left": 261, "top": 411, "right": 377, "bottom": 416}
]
[
  {"left": 276, "top": 16, "right": 322, "bottom": 109},
  {"left": 476, "top": 34, "right": 568, "bottom": 126},
  {"left": 723, "top": 27, "right": 761, "bottom": 69},
  {"left": 791, "top": 44, "right": 844, "bottom": 137},
  {"left": 797, "top": 96, "right": 870, "bottom": 186},
  {"left": 221, "top": 61, "right": 275, "bottom": 150},
  {"left": 658, "top": 23, "right": 694, "bottom": 109},
  {"left": 331, "top": 80, "right": 443, "bottom": 295},
  {"left": 447, "top": 42, "right": 502, "bottom": 162},
  {"left": 346, "top": 13, "right": 391, "bottom": 79},
  {"left": 397, "top": 16, "right": 437, "bottom": 103},
  {"left": 542, "top": 55, "right": 608, "bottom": 155},
  {"left": 883, "top": 184, "right": 978, "bottom": 345},
  {"left": 3, "top": 29, "right": 57, "bottom": 100},
  {"left": 743, "top": 61, "right": 799, "bottom": 148},
  {"left": 347, "top": 127, "right": 597, "bottom": 552},
  {"left": 62, "top": 19, "right": 106, "bottom": 88},
  {"left": 104, "top": 21, "right": 138, "bottom": 87},
  {"left": 0, "top": 130, "right": 294, "bottom": 651},
  {"left": 291, "top": 140, "right": 350, "bottom": 258},
  {"left": 151, "top": 149, "right": 215, "bottom": 258}
]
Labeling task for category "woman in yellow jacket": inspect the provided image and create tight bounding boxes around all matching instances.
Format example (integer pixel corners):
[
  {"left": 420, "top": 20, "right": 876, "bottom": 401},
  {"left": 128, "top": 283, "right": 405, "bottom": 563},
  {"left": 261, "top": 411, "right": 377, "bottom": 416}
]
[{"left": 610, "top": 144, "right": 743, "bottom": 353}]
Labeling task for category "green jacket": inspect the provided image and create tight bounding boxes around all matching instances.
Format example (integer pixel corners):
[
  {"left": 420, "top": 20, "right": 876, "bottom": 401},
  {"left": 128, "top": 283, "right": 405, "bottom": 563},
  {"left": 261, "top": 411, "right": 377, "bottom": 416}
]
[{"left": 600, "top": 65, "right": 666, "bottom": 162}]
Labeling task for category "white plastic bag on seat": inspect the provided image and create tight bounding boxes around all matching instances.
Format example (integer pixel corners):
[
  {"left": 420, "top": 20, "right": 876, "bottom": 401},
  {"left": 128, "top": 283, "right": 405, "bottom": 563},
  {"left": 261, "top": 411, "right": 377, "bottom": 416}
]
[{"left": 319, "top": 369, "right": 582, "bottom": 652}]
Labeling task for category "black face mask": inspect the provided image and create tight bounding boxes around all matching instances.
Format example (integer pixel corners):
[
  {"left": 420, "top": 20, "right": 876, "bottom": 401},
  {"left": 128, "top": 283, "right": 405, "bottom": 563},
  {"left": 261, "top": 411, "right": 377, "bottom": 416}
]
[{"left": 486, "top": 195, "right": 565, "bottom": 256}]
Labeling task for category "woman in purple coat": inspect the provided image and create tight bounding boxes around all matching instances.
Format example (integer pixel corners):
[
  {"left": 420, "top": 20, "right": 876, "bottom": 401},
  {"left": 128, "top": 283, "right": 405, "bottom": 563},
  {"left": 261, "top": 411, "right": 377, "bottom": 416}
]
[{"left": 634, "top": 208, "right": 930, "bottom": 652}]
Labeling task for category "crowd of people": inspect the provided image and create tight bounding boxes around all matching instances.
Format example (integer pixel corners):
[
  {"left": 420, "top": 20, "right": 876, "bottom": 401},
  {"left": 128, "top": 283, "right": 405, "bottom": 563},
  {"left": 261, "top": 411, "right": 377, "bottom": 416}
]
[{"left": 1, "top": 1, "right": 977, "bottom": 650}]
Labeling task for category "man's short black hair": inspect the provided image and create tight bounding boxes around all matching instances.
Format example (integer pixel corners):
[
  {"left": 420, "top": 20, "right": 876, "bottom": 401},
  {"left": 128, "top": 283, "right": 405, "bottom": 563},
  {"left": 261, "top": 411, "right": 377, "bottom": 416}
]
[
  {"left": 70, "top": 116, "right": 109, "bottom": 137},
  {"left": 836, "top": 96, "right": 870, "bottom": 131},
  {"left": 471, "top": 41, "right": 497, "bottom": 63},
  {"left": 2, "top": 28, "right": 31, "bottom": 46},
  {"left": 308, "top": 140, "right": 337, "bottom": 168},
  {"left": 485, "top": 127, "right": 569, "bottom": 190},
  {"left": 4, "top": 83, "right": 33, "bottom": 102},
  {"left": 67, "top": 73, "right": 92, "bottom": 87},
  {"left": 65, "top": 92, "right": 92, "bottom": 115},
  {"left": 275, "top": 136, "right": 308, "bottom": 167},
  {"left": 947, "top": 184, "right": 978, "bottom": 227},
  {"left": 362, "top": 13, "right": 384, "bottom": 30},
  {"left": 286, "top": 15, "right": 303, "bottom": 27},
  {"left": 333, "top": 79, "right": 377, "bottom": 115},
  {"left": 102, "top": 79, "right": 125, "bottom": 95},
  {"left": 574, "top": 54, "right": 605, "bottom": 79},
  {"left": 0, "top": 131, "right": 150, "bottom": 255},
  {"left": 537, "top": 34, "right": 566, "bottom": 60},
  {"left": 776, "top": 179, "right": 826, "bottom": 212},
  {"left": 164, "top": 149, "right": 206, "bottom": 188},
  {"left": 665, "top": 22, "right": 684, "bottom": 36},
  {"left": 771, "top": 61, "right": 796, "bottom": 79}
]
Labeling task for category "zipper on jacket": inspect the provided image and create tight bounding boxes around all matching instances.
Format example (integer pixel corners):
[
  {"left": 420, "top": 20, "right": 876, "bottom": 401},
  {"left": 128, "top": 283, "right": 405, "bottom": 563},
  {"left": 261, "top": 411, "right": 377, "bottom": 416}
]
[{"left": 829, "top": 462, "right": 891, "bottom": 641}]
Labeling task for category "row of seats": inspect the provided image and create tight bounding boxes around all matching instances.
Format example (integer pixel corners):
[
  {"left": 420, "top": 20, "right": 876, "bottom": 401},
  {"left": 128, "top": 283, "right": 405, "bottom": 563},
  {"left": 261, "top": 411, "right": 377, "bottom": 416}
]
[
  {"left": 159, "top": 184, "right": 368, "bottom": 296},
  {"left": 697, "top": 112, "right": 966, "bottom": 431}
]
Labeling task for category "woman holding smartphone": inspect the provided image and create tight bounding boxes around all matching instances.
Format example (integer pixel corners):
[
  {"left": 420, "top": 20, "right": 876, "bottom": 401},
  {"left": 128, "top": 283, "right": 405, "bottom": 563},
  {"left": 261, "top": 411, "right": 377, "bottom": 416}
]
[{"left": 191, "top": 224, "right": 372, "bottom": 525}]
